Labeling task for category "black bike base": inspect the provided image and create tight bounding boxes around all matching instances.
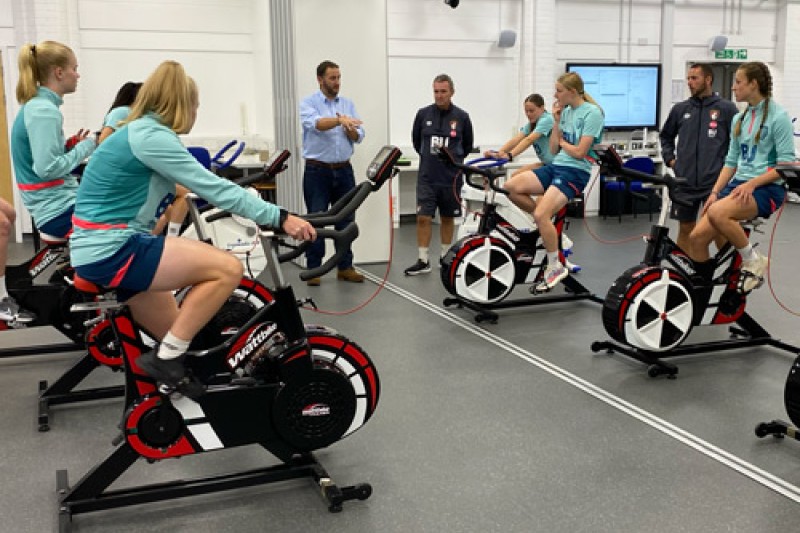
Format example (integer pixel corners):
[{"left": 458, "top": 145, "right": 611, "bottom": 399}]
[
  {"left": 444, "top": 275, "right": 602, "bottom": 324},
  {"left": 38, "top": 351, "right": 124, "bottom": 431},
  {"left": 591, "top": 313, "right": 800, "bottom": 377},
  {"left": 755, "top": 419, "right": 799, "bottom": 441},
  {"left": 0, "top": 340, "right": 84, "bottom": 358},
  {"left": 57, "top": 444, "right": 371, "bottom": 532}
]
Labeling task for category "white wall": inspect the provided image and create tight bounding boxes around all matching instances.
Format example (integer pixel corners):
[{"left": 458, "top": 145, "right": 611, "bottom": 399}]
[
  {"left": 387, "top": 0, "right": 522, "bottom": 151},
  {"left": 294, "top": 0, "right": 391, "bottom": 264}
]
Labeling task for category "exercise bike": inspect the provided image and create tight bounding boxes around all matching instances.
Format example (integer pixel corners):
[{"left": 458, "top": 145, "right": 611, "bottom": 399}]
[
  {"left": 437, "top": 149, "right": 601, "bottom": 323},
  {"left": 0, "top": 231, "right": 125, "bottom": 431},
  {"left": 1, "top": 235, "right": 98, "bottom": 355},
  {"left": 37, "top": 150, "right": 292, "bottom": 431},
  {"left": 753, "top": 162, "right": 800, "bottom": 442},
  {"left": 590, "top": 145, "right": 800, "bottom": 377},
  {"left": 56, "top": 145, "right": 401, "bottom": 531}
]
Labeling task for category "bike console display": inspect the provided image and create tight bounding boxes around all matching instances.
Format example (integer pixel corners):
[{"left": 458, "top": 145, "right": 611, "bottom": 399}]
[
  {"left": 593, "top": 144, "right": 624, "bottom": 173},
  {"left": 366, "top": 145, "right": 402, "bottom": 188}
]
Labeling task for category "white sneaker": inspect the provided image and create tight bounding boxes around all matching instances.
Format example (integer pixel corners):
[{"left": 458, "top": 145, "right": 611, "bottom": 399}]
[
  {"left": 738, "top": 253, "right": 768, "bottom": 293},
  {"left": 535, "top": 262, "right": 568, "bottom": 292}
]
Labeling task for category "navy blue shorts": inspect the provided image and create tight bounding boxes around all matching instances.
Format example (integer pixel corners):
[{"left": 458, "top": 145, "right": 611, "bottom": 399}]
[
  {"left": 416, "top": 176, "right": 463, "bottom": 218},
  {"left": 75, "top": 234, "right": 165, "bottom": 302},
  {"left": 533, "top": 164, "right": 589, "bottom": 201},
  {"left": 718, "top": 180, "right": 786, "bottom": 218},
  {"left": 38, "top": 206, "right": 74, "bottom": 239}
]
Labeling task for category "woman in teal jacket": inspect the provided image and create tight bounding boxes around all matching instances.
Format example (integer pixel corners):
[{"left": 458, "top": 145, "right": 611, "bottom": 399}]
[
  {"left": 11, "top": 40, "right": 95, "bottom": 240},
  {"left": 688, "top": 61, "right": 795, "bottom": 294},
  {"left": 71, "top": 61, "right": 315, "bottom": 394}
]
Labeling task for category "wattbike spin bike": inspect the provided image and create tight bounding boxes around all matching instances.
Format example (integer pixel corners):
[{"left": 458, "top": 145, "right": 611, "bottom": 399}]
[
  {"left": 37, "top": 150, "right": 293, "bottom": 431},
  {"left": 590, "top": 145, "right": 800, "bottom": 377},
  {"left": 0, "top": 235, "right": 97, "bottom": 355},
  {"left": 754, "top": 162, "right": 800, "bottom": 442},
  {"left": 437, "top": 148, "right": 601, "bottom": 323},
  {"left": 55, "top": 145, "right": 401, "bottom": 531},
  {"left": 0, "top": 232, "right": 127, "bottom": 431}
]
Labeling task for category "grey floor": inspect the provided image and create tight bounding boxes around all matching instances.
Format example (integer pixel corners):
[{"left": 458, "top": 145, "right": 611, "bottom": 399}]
[{"left": 3, "top": 206, "right": 800, "bottom": 532}]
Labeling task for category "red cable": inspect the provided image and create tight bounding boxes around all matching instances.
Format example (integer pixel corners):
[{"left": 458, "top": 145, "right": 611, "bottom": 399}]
[
  {"left": 302, "top": 178, "right": 395, "bottom": 316},
  {"left": 579, "top": 174, "right": 648, "bottom": 245},
  {"left": 765, "top": 202, "right": 800, "bottom": 316}
]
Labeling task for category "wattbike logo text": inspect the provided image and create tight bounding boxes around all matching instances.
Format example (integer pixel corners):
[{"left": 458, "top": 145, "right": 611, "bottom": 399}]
[
  {"left": 29, "top": 248, "right": 60, "bottom": 278},
  {"left": 668, "top": 253, "right": 695, "bottom": 276},
  {"left": 302, "top": 403, "right": 331, "bottom": 417},
  {"left": 226, "top": 323, "right": 277, "bottom": 369}
]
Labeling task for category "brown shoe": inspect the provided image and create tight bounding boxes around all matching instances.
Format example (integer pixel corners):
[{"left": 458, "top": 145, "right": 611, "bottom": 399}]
[
  {"left": 336, "top": 268, "right": 364, "bottom": 283},
  {"left": 307, "top": 277, "right": 321, "bottom": 286}
]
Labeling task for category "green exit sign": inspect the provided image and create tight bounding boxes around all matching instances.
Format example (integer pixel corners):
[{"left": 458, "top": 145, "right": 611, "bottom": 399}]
[{"left": 715, "top": 48, "right": 748, "bottom": 60}]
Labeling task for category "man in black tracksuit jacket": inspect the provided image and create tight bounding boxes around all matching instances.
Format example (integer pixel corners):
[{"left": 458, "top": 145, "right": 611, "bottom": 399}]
[
  {"left": 660, "top": 63, "right": 739, "bottom": 252},
  {"left": 405, "top": 74, "right": 474, "bottom": 276}
]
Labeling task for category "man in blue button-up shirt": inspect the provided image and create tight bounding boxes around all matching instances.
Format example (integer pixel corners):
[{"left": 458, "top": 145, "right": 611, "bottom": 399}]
[{"left": 299, "top": 60, "right": 365, "bottom": 286}]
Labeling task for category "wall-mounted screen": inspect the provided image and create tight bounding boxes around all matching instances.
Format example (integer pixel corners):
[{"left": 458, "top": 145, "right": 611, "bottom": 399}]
[{"left": 565, "top": 63, "right": 662, "bottom": 131}]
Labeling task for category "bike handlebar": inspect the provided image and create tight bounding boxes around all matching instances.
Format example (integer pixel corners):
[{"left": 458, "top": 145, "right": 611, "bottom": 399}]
[
  {"left": 437, "top": 147, "right": 509, "bottom": 194},
  {"left": 275, "top": 225, "right": 360, "bottom": 281},
  {"left": 594, "top": 144, "right": 692, "bottom": 208},
  {"left": 200, "top": 145, "right": 402, "bottom": 282}
]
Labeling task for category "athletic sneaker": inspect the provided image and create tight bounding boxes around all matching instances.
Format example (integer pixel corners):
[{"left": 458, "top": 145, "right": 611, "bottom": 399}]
[
  {"left": 0, "top": 296, "right": 36, "bottom": 323},
  {"left": 535, "top": 262, "right": 568, "bottom": 292},
  {"left": 137, "top": 349, "right": 206, "bottom": 398},
  {"left": 565, "top": 258, "right": 582, "bottom": 274},
  {"left": 404, "top": 259, "right": 431, "bottom": 276},
  {"left": 738, "top": 253, "right": 768, "bottom": 293}
]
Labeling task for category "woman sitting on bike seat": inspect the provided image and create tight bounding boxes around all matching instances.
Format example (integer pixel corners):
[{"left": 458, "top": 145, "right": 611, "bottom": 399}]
[
  {"left": 687, "top": 61, "right": 795, "bottom": 294},
  {"left": 502, "top": 73, "right": 604, "bottom": 292},
  {"left": 486, "top": 93, "right": 555, "bottom": 176},
  {"left": 70, "top": 60, "right": 315, "bottom": 395},
  {"left": 487, "top": 93, "right": 582, "bottom": 273}
]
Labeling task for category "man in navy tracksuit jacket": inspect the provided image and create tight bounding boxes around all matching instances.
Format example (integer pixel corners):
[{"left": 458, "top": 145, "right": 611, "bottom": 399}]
[
  {"left": 405, "top": 74, "right": 474, "bottom": 276},
  {"left": 660, "top": 63, "right": 738, "bottom": 252}
]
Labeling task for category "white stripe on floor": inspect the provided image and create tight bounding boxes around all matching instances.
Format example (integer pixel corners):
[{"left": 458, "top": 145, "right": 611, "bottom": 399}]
[{"left": 360, "top": 270, "right": 800, "bottom": 504}]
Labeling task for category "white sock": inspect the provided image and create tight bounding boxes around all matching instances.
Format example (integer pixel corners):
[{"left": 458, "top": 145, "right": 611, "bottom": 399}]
[
  {"left": 440, "top": 242, "right": 452, "bottom": 258},
  {"left": 167, "top": 222, "right": 182, "bottom": 237},
  {"left": 0, "top": 275, "right": 7, "bottom": 299},
  {"left": 547, "top": 251, "right": 561, "bottom": 267},
  {"left": 737, "top": 243, "right": 757, "bottom": 263},
  {"left": 158, "top": 331, "right": 191, "bottom": 360},
  {"left": 419, "top": 247, "right": 429, "bottom": 263}
]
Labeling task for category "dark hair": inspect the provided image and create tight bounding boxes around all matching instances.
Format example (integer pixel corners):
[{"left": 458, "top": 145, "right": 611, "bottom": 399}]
[
  {"left": 433, "top": 73, "right": 454, "bottom": 91},
  {"left": 316, "top": 60, "right": 339, "bottom": 78},
  {"left": 524, "top": 93, "right": 545, "bottom": 107},
  {"left": 107, "top": 81, "right": 142, "bottom": 114},
  {"left": 733, "top": 61, "right": 773, "bottom": 144},
  {"left": 689, "top": 63, "right": 714, "bottom": 82}
]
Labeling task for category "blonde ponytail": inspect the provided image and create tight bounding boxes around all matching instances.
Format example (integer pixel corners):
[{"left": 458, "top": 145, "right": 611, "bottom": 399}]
[{"left": 15, "top": 40, "right": 76, "bottom": 104}]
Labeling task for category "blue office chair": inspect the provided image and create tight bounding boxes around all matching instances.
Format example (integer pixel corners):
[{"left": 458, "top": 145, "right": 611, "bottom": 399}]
[
  {"left": 602, "top": 157, "right": 657, "bottom": 223},
  {"left": 186, "top": 141, "right": 245, "bottom": 172},
  {"left": 623, "top": 157, "right": 657, "bottom": 221}
]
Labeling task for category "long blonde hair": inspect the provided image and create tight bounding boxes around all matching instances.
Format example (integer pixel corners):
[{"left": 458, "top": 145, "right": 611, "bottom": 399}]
[
  {"left": 16, "top": 40, "right": 75, "bottom": 104},
  {"left": 124, "top": 61, "right": 198, "bottom": 134},
  {"left": 557, "top": 72, "right": 603, "bottom": 114}
]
